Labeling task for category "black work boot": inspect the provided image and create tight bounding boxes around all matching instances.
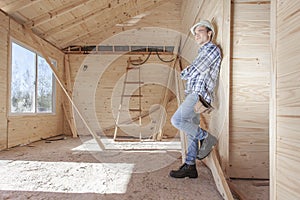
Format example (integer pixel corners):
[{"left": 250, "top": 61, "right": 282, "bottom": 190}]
[{"left": 169, "top": 163, "right": 198, "bottom": 178}]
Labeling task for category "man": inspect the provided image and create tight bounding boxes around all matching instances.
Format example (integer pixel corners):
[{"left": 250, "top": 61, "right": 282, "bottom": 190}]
[{"left": 170, "top": 20, "right": 222, "bottom": 178}]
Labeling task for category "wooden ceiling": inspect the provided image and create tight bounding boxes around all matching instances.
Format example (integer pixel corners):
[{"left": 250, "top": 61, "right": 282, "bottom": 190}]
[{"left": 0, "top": 0, "right": 182, "bottom": 50}]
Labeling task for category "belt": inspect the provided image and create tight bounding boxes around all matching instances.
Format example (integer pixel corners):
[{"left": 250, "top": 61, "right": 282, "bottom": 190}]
[{"left": 198, "top": 95, "right": 212, "bottom": 108}]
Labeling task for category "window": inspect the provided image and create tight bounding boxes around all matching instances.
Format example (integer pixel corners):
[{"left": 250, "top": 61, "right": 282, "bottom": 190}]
[{"left": 11, "top": 41, "right": 56, "bottom": 114}]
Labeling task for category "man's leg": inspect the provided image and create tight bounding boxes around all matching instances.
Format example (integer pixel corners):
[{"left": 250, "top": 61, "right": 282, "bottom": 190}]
[{"left": 169, "top": 93, "right": 207, "bottom": 178}]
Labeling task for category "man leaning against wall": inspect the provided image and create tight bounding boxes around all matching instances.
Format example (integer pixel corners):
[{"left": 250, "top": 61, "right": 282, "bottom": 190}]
[{"left": 170, "top": 20, "right": 222, "bottom": 179}]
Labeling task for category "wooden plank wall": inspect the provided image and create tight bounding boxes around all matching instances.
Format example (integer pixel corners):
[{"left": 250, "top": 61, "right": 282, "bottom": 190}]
[
  {"left": 0, "top": 12, "right": 8, "bottom": 150},
  {"left": 68, "top": 53, "right": 178, "bottom": 138},
  {"left": 229, "top": 0, "right": 270, "bottom": 178},
  {"left": 96, "top": 55, "right": 178, "bottom": 138},
  {"left": 0, "top": 13, "right": 65, "bottom": 149},
  {"left": 271, "top": 0, "right": 300, "bottom": 199},
  {"left": 67, "top": 1, "right": 182, "bottom": 137},
  {"left": 180, "top": 0, "right": 231, "bottom": 172}
]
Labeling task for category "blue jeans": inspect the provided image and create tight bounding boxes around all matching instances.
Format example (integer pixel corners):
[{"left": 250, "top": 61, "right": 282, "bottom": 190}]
[{"left": 171, "top": 93, "right": 208, "bottom": 165}]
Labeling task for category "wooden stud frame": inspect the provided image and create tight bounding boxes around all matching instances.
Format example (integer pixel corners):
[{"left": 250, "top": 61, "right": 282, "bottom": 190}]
[{"left": 270, "top": 0, "right": 277, "bottom": 198}]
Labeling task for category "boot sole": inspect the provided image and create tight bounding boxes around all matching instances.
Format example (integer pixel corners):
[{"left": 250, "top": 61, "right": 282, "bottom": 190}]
[
  {"left": 169, "top": 174, "right": 198, "bottom": 179},
  {"left": 169, "top": 171, "right": 198, "bottom": 179}
]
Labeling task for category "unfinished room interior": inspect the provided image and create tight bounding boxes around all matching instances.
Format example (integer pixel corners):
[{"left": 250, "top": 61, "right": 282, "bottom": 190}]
[{"left": 0, "top": 0, "right": 299, "bottom": 199}]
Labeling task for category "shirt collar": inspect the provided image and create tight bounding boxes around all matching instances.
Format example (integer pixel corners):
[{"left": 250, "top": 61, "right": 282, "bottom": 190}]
[{"left": 198, "top": 41, "right": 212, "bottom": 52}]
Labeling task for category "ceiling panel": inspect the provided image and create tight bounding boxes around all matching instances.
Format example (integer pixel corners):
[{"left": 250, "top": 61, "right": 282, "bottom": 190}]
[{"left": 0, "top": 0, "right": 182, "bottom": 50}]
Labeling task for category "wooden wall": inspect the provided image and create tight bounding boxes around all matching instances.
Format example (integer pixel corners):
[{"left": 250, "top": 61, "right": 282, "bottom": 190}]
[
  {"left": 66, "top": 1, "right": 182, "bottom": 138},
  {"left": 229, "top": 0, "right": 270, "bottom": 178},
  {"left": 270, "top": 1, "right": 300, "bottom": 199},
  {"left": 0, "top": 11, "right": 65, "bottom": 149},
  {"left": 95, "top": 54, "right": 177, "bottom": 138},
  {"left": 180, "top": 0, "right": 231, "bottom": 172},
  {"left": 180, "top": 0, "right": 271, "bottom": 179},
  {"left": 0, "top": 0, "right": 182, "bottom": 148},
  {"left": 68, "top": 52, "right": 178, "bottom": 139}
]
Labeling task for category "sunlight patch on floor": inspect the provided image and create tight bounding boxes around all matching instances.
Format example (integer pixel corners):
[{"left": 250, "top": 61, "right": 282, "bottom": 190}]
[
  {"left": 72, "top": 138, "right": 182, "bottom": 152},
  {"left": 0, "top": 160, "right": 134, "bottom": 194}
]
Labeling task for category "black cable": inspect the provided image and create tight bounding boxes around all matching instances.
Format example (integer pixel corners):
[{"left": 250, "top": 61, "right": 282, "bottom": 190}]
[
  {"left": 129, "top": 51, "right": 152, "bottom": 66},
  {"left": 129, "top": 49, "right": 176, "bottom": 65},
  {"left": 155, "top": 50, "right": 175, "bottom": 63}
]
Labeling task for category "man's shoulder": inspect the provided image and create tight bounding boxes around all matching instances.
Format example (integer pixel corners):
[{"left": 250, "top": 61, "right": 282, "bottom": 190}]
[
  {"left": 205, "top": 41, "right": 219, "bottom": 49},
  {"left": 203, "top": 42, "right": 221, "bottom": 54}
]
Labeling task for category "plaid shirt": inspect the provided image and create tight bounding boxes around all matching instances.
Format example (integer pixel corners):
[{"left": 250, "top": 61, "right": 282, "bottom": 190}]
[{"left": 181, "top": 41, "right": 221, "bottom": 104}]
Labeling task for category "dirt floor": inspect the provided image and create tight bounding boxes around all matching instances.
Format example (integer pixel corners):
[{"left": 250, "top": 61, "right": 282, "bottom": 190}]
[
  {"left": 0, "top": 135, "right": 269, "bottom": 200},
  {"left": 0, "top": 135, "right": 223, "bottom": 200}
]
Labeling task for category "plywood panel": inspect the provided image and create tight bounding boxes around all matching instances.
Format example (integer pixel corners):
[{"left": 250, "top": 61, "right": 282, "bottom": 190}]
[
  {"left": 100, "top": 28, "right": 179, "bottom": 46},
  {"left": 96, "top": 54, "right": 176, "bottom": 138},
  {"left": 277, "top": 156, "right": 300, "bottom": 199},
  {"left": 180, "top": 0, "right": 231, "bottom": 173},
  {"left": 7, "top": 115, "right": 63, "bottom": 147},
  {"left": 179, "top": 3, "right": 232, "bottom": 197},
  {"left": 71, "top": 54, "right": 120, "bottom": 135},
  {"left": 270, "top": 0, "right": 300, "bottom": 198},
  {"left": 229, "top": 1, "right": 270, "bottom": 178},
  {"left": 277, "top": 71, "right": 300, "bottom": 116},
  {"left": 276, "top": 116, "right": 300, "bottom": 199},
  {"left": 233, "top": 4, "right": 270, "bottom": 21},
  {"left": 67, "top": 25, "right": 181, "bottom": 136},
  {"left": 0, "top": 12, "right": 8, "bottom": 150},
  {"left": 229, "top": 151, "right": 269, "bottom": 178},
  {"left": 181, "top": 0, "right": 223, "bottom": 61},
  {"left": 69, "top": 52, "right": 177, "bottom": 138},
  {"left": 231, "top": 109, "right": 268, "bottom": 132}
]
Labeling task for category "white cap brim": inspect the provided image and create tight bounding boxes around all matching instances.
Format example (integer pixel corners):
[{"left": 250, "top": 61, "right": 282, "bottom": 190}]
[{"left": 190, "top": 20, "right": 215, "bottom": 37}]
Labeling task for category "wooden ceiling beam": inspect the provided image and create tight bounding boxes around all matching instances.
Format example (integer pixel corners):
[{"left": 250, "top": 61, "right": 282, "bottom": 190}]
[
  {"left": 42, "top": 0, "right": 129, "bottom": 39},
  {"left": 23, "top": 0, "right": 90, "bottom": 28},
  {"left": 58, "top": 0, "right": 167, "bottom": 49},
  {"left": 0, "top": 0, "right": 42, "bottom": 14}
]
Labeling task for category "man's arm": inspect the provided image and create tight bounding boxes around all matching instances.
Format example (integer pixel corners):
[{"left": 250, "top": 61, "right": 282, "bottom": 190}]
[{"left": 181, "top": 45, "right": 220, "bottom": 80}]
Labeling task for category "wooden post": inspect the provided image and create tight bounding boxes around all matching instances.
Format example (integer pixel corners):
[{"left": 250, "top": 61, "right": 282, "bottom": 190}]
[
  {"left": 270, "top": 0, "right": 277, "bottom": 199},
  {"left": 63, "top": 54, "right": 77, "bottom": 137},
  {"left": 173, "top": 46, "right": 187, "bottom": 163},
  {"left": 218, "top": 0, "right": 231, "bottom": 174},
  {"left": 5, "top": 17, "right": 10, "bottom": 149},
  {"left": 202, "top": 148, "right": 234, "bottom": 200},
  {"left": 154, "top": 35, "right": 181, "bottom": 141},
  {"left": 227, "top": 180, "right": 247, "bottom": 200}
]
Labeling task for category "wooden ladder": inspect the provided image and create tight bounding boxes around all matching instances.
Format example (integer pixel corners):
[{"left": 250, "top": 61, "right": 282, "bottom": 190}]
[{"left": 113, "top": 57, "right": 144, "bottom": 141}]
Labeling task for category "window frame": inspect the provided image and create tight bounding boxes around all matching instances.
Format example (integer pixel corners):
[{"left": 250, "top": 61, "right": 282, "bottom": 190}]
[{"left": 9, "top": 38, "right": 56, "bottom": 115}]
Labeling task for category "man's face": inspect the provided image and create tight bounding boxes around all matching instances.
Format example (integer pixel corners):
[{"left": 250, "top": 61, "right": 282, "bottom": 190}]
[{"left": 194, "top": 26, "right": 212, "bottom": 46}]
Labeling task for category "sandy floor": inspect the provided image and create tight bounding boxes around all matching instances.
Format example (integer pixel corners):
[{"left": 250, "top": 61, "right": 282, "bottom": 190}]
[{"left": 0, "top": 136, "right": 224, "bottom": 200}]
